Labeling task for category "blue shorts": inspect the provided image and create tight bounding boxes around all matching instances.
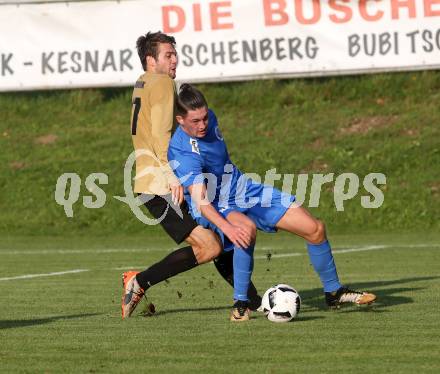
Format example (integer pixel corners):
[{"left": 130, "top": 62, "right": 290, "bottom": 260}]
[{"left": 194, "top": 184, "right": 295, "bottom": 251}]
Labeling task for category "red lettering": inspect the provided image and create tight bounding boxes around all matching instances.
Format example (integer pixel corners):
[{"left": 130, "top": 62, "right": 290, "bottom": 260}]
[
  {"left": 162, "top": 6, "right": 185, "bottom": 33},
  {"left": 359, "top": 0, "right": 384, "bottom": 21},
  {"left": 391, "top": 0, "right": 416, "bottom": 19},
  {"left": 263, "top": 0, "right": 288, "bottom": 26},
  {"left": 193, "top": 3, "right": 202, "bottom": 31},
  {"left": 210, "top": 1, "right": 233, "bottom": 30},
  {"left": 328, "top": 0, "right": 353, "bottom": 23},
  {"left": 295, "top": 0, "right": 321, "bottom": 24},
  {"left": 424, "top": 0, "right": 440, "bottom": 16}
]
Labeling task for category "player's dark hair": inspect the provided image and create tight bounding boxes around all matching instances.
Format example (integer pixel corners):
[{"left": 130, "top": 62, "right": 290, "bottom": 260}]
[
  {"left": 136, "top": 31, "right": 176, "bottom": 71},
  {"left": 177, "top": 84, "right": 208, "bottom": 117}
]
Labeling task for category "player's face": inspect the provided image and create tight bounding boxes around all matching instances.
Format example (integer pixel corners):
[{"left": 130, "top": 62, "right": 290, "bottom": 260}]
[
  {"left": 177, "top": 107, "right": 209, "bottom": 138},
  {"left": 154, "top": 43, "right": 178, "bottom": 79}
]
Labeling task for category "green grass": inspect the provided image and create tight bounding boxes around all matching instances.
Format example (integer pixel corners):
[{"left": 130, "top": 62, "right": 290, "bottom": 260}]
[
  {"left": 1, "top": 233, "right": 440, "bottom": 373},
  {"left": 1, "top": 71, "right": 438, "bottom": 372},
  {"left": 1, "top": 71, "right": 439, "bottom": 236}
]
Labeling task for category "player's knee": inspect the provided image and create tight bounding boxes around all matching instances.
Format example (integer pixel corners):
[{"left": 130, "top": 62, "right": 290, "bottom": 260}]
[
  {"left": 202, "top": 232, "right": 222, "bottom": 263},
  {"left": 187, "top": 227, "right": 221, "bottom": 264},
  {"left": 307, "top": 220, "right": 326, "bottom": 244}
]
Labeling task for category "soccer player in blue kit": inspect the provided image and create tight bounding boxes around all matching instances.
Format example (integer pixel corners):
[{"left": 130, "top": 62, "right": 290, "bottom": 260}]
[{"left": 168, "top": 84, "right": 377, "bottom": 321}]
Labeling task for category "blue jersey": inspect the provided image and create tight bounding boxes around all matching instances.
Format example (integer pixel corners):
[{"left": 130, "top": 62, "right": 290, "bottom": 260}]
[
  {"left": 168, "top": 109, "right": 295, "bottom": 236},
  {"left": 168, "top": 110, "right": 245, "bottom": 215}
]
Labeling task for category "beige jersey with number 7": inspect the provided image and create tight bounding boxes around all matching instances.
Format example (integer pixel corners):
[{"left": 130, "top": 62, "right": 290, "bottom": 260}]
[{"left": 130, "top": 71, "right": 179, "bottom": 195}]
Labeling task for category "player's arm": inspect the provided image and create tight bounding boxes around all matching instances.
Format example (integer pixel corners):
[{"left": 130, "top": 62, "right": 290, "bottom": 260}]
[
  {"left": 168, "top": 146, "right": 251, "bottom": 246},
  {"left": 188, "top": 183, "right": 252, "bottom": 249},
  {"left": 149, "top": 77, "right": 181, "bottom": 203}
]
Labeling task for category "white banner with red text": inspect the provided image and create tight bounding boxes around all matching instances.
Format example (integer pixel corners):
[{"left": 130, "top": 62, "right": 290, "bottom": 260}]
[{"left": 0, "top": 0, "right": 439, "bottom": 91}]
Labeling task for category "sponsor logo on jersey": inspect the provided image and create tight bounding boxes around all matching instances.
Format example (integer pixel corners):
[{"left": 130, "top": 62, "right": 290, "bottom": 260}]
[
  {"left": 190, "top": 138, "right": 200, "bottom": 155},
  {"left": 215, "top": 127, "right": 224, "bottom": 141}
]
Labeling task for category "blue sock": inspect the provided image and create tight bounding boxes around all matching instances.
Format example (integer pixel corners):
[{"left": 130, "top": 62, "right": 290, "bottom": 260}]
[
  {"left": 306, "top": 240, "right": 341, "bottom": 293},
  {"left": 233, "top": 244, "right": 254, "bottom": 301}
]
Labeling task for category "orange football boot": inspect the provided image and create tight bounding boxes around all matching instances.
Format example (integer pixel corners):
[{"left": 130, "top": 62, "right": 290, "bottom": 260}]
[{"left": 121, "top": 271, "right": 144, "bottom": 319}]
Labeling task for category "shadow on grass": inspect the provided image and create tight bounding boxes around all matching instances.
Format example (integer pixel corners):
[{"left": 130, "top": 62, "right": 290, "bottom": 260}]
[
  {"left": 0, "top": 313, "right": 102, "bottom": 330},
  {"left": 300, "top": 276, "right": 439, "bottom": 312},
  {"left": 138, "top": 276, "right": 438, "bottom": 319},
  {"left": 145, "top": 306, "right": 324, "bottom": 322},
  {"left": 290, "top": 315, "right": 324, "bottom": 323},
  {"left": 149, "top": 305, "right": 231, "bottom": 317}
]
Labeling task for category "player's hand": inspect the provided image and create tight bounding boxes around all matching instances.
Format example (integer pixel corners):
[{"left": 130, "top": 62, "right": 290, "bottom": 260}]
[
  {"left": 235, "top": 223, "right": 254, "bottom": 247},
  {"left": 170, "top": 184, "right": 184, "bottom": 206},
  {"left": 223, "top": 224, "right": 252, "bottom": 249}
]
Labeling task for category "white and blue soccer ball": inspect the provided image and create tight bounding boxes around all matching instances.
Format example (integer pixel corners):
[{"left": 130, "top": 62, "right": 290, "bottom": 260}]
[{"left": 261, "top": 284, "right": 301, "bottom": 323}]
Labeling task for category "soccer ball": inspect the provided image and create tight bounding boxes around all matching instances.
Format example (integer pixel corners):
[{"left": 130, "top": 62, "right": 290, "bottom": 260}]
[{"left": 261, "top": 284, "right": 301, "bottom": 323}]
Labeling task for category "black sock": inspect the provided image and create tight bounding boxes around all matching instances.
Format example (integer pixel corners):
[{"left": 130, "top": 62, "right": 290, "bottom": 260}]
[
  {"left": 136, "top": 246, "right": 198, "bottom": 290},
  {"left": 213, "top": 250, "right": 260, "bottom": 301}
]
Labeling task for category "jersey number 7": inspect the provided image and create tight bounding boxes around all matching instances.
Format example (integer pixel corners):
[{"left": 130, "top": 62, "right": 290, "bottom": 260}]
[{"left": 131, "top": 97, "right": 141, "bottom": 135}]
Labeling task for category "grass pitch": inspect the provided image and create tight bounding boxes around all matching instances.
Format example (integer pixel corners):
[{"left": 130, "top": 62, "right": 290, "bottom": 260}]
[{"left": 1, "top": 233, "right": 439, "bottom": 373}]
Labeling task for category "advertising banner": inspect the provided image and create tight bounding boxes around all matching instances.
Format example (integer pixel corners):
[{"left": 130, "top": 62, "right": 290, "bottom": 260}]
[{"left": 0, "top": 0, "right": 439, "bottom": 91}]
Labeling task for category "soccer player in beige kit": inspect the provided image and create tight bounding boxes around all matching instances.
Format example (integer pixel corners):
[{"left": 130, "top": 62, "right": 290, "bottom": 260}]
[{"left": 121, "top": 32, "right": 261, "bottom": 319}]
